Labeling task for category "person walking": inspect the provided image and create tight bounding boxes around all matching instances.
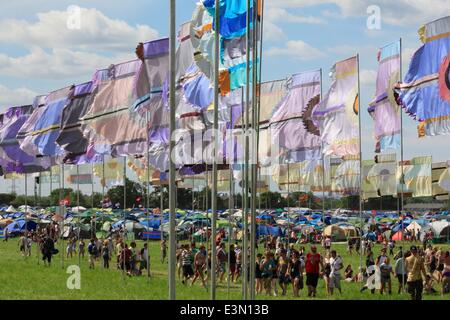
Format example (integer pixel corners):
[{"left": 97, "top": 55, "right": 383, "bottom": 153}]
[
  {"left": 405, "top": 245, "right": 427, "bottom": 300},
  {"left": 329, "top": 250, "right": 343, "bottom": 295},
  {"left": 88, "top": 238, "right": 98, "bottom": 269},
  {"left": 101, "top": 240, "right": 110, "bottom": 269},
  {"left": 305, "top": 245, "right": 323, "bottom": 298}
]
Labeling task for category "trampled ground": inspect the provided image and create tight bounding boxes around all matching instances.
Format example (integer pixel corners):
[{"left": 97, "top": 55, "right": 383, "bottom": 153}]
[{"left": 0, "top": 239, "right": 448, "bottom": 300}]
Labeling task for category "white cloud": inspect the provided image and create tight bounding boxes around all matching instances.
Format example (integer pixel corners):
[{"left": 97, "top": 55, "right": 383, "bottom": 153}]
[
  {"left": 0, "top": 7, "right": 159, "bottom": 52},
  {"left": 268, "top": 0, "right": 450, "bottom": 27},
  {"left": 360, "top": 69, "right": 377, "bottom": 86},
  {"left": 0, "top": 85, "right": 38, "bottom": 109},
  {"left": 0, "top": 46, "right": 134, "bottom": 79},
  {"left": 266, "top": 40, "right": 326, "bottom": 60},
  {"left": 265, "top": 8, "right": 325, "bottom": 25},
  {"left": 263, "top": 20, "right": 286, "bottom": 41}
]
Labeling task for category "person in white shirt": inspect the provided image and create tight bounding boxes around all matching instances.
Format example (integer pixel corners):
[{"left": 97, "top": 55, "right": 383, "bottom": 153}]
[
  {"left": 394, "top": 253, "right": 408, "bottom": 294},
  {"left": 329, "top": 250, "right": 343, "bottom": 295}
]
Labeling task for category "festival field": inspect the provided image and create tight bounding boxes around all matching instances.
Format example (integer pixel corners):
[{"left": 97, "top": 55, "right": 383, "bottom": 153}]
[{"left": 0, "top": 240, "right": 448, "bottom": 300}]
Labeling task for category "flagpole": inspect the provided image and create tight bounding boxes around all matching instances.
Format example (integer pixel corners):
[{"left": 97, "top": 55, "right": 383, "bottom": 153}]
[
  {"left": 228, "top": 165, "right": 233, "bottom": 299},
  {"left": 242, "top": 0, "right": 253, "bottom": 301},
  {"left": 49, "top": 167, "right": 53, "bottom": 195},
  {"left": 249, "top": 0, "right": 259, "bottom": 300},
  {"left": 320, "top": 68, "right": 326, "bottom": 221},
  {"left": 60, "top": 163, "right": 65, "bottom": 269},
  {"left": 146, "top": 110, "right": 151, "bottom": 280},
  {"left": 210, "top": 0, "right": 220, "bottom": 300},
  {"left": 399, "top": 38, "right": 405, "bottom": 235},
  {"left": 168, "top": 0, "right": 177, "bottom": 300},
  {"left": 356, "top": 53, "right": 363, "bottom": 284},
  {"left": 24, "top": 171, "right": 28, "bottom": 259},
  {"left": 91, "top": 163, "right": 94, "bottom": 209},
  {"left": 123, "top": 156, "right": 127, "bottom": 211},
  {"left": 77, "top": 164, "right": 81, "bottom": 267}
]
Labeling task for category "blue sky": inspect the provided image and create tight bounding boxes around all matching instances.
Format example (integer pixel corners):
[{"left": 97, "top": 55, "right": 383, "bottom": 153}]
[{"left": 0, "top": 0, "right": 449, "bottom": 195}]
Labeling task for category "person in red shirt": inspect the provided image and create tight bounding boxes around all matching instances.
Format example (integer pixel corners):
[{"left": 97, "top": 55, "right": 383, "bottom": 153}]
[{"left": 305, "top": 245, "right": 323, "bottom": 297}]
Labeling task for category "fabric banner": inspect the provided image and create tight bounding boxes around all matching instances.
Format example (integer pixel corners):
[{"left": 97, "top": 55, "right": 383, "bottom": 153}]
[
  {"left": 433, "top": 161, "right": 450, "bottom": 199},
  {"left": 93, "top": 157, "right": 124, "bottom": 187},
  {"left": 367, "top": 153, "right": 397, "bottom": 197},
  {"left": 368, "top": 41, "right": 401, "bottom": 153},
  {"left": 311, "top": 56, "right": 359, "bottom": 157},
  {"left": 332, "top": 158, "right": 360, "bottom": 196},
  {"left": 398, "top": 156, "right": 432, "bottom": 197},
  {"left": 81, "top": 60, "right": 147, "bottom": 157},
  {"left": 270, "top": 70, "right": 322, "bottom": 163},
  {"left": 56, "top": 81, "right": 96, "bottom": 164},
  {"left": 20, "top": 86, "right": 72, "bottom": 157},
  {"left": 395, "top": 16, "right": 450, "bottom": 137},
  {"left": 0, "top": 105, "right": 48, "bottom": 174},
  {"left": 362, "top": 160, "right": 378, "bottom": 200}
]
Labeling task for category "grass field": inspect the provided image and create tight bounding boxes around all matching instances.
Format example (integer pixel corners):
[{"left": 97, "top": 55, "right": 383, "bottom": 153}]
[{"left": 0, "top": 238, "right": 448, "bottom": 300}]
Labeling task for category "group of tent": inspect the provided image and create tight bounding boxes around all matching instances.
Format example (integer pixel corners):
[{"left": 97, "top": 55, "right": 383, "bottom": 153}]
[{"left": 1, "top": 205, "right": 449, "bottom": 243}]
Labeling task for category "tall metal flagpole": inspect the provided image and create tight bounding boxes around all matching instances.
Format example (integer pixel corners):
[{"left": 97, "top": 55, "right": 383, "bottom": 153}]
[
  {"left": 24, "top": 172, "right": 28, "bottom": 259},
  {"left": 210, "top": 0, "right": 220, "bottom": 300},
  {"left": 227, "top": 166, "right": 234, "bottom": 298},
  {"left": 399, "top": 38, "right": 406, "bottom": 241},
  {"left": 320, "top": 69, "right": 326, "bottom": 220},
  {"left": 60, "top": 163, "right": 65, "bottom": 269},
  {"left": 249, "top": 0, "right": 259, "bottom": 300},
  {"left": 398, "top": 38, "right": 407, "bottom": 292},
  {"left": 91, "top": 163, "right": 95, "bottom": 209},
  {"left": 168, "top": 0, "right": 177, "bottom": 300},
  {"left": 242, "top": 0, "right": 252, "bottom": 301},
  {"left": 77, "top": 165, "right": 81, "bottom": 267},
  {"left": 49, "top": 167, "right": 53, "bottom": 195},
  {"left": 356, "top": 54, "right": 363, "bottom": 282},
  {"left": 123, "top": 156, "right": 127, "bottom": 211},
  {"left": 146, "top": 110, "right": 151, "bottom": 280}
]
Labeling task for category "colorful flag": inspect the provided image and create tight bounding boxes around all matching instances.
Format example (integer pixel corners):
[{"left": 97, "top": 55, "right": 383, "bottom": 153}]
[
  {"left": 332, "top": 157, "right": 360, "bottom": 196},
  {"left": 397, "top": 156, "right": 432, "bottom": 197},
  {"left": 20, "top": 86, "right": 72, "bottom": 157},
  {"left": 81, "top": 60, "right": 147, "bottom": 157},
  {"left": 361, "top": 160, "right": 378, "bottom": 200},
  {"left": 190, "top": 0, "right": 259, "bottom": 94},
  {"left": 367, "top": 153, "right": 397, "bottom": 197},
  {"left": 311, "top": 56, "right": 359, "bottom": 157},
  {"left": 433, "top": 161, "right": 450, "bottom": 200},
  {"left": 56, "top": 81, "right": 96, "bottom": 164},
  {"left": 0, "top": 105, "right": 49, "bottom": 173},
  {"left": 270, "top": 70, "right": 322, "bottom": 163},
  {"left": 395, "top": 16, "right": 450, "bottom": 137},
  {"left": 368, "top": 41, "right": 401, "bottom": 153}
]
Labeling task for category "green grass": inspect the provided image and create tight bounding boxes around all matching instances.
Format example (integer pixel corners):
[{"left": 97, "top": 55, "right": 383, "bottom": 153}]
[{"left": 0, "top": 238, "right": 448, "bottom": 300}]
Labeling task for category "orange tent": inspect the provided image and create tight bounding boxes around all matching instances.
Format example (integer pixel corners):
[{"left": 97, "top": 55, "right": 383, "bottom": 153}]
[{"left": 392, "top": 231, "right": 403, "bottom": 241}]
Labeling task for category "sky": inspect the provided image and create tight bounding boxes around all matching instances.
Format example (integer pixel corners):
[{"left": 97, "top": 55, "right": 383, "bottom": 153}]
[{"left": 0, "top": 0, "right": 449, "bottom": 197}]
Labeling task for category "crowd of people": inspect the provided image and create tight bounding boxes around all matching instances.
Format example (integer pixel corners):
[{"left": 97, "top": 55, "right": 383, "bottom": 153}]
[
  {"left": 6, "top": 222, "right": 450, "bottom": 300},
  {"left": 175, "top": 232, "right": 450, "bottom": 300},
  {"left": 12, "top": 223, "right": 153, "bottom": 277}
]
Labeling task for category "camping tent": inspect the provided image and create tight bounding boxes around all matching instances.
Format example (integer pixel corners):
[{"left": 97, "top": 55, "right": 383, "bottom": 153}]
[
  {"left": 5, "top": 205, "right": 16, "bottom": 213},
  {"left": 5, "top": 219, "right": 37, "bottom": 235},
  {"left": 406, "top": 221, "right": 422, "bottom": 233},
  {"left": 72, "top": 206, "right": 87, "bottom": 213},
  {"left": 392, "top": 231, "right": 403, "bottom": 241},
  {"left": 429, "top": 221, "right": 450, "bottom": 239},
  {"left": 323, "top": 225, "right": 346, "bottom": 241}
]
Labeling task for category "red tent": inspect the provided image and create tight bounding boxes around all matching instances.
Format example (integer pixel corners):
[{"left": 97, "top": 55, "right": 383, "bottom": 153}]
[{"left": 392, "top": 231, "right": 403, "bottom": 241}]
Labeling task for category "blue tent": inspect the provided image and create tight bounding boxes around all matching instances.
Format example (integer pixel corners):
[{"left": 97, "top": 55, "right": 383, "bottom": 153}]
[
  {"left": 311, "top": 213, "right": 322, "bottom": 220},
  {"left": 140, "top": 219, "right": 161, "bottom": 230},
  {"left": 6, "top": 219, "right": 37, "bottom": 234}
]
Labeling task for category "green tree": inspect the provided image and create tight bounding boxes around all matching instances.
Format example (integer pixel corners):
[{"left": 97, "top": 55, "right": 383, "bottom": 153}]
[{"left": 107, "top": 178, "right": 144, "bottom": 208}]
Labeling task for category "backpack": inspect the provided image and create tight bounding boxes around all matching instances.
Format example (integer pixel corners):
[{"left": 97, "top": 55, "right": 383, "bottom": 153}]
[{"left": 88, "top": 243, "right": 98, "bottom": 255}]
